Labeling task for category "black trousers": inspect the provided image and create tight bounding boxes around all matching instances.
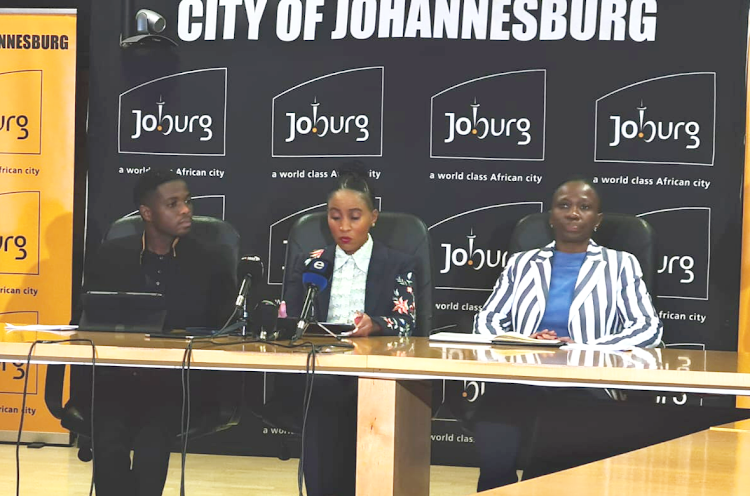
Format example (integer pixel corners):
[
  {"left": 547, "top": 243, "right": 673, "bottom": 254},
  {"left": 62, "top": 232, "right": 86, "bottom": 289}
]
[
  {"left": 273, "top": 373, "right": 358, "bottom": 496},
  {"left": 303, "top": 375, "right": 358, "bottom": 496},
  {"left": 92, "top": 369, "right": 192, "bottom": 496},
  {"left": 473, "top": 383, "right": 611, "bottom": 492}
]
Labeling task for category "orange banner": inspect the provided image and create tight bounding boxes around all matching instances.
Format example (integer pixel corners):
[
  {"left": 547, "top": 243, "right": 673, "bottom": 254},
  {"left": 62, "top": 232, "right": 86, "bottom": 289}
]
[
  {"left": 739, "top": 36, "right": 750, "bottom": 409},
  {"left": 0, "top": 9, "right": 77, "bottom": 442}
]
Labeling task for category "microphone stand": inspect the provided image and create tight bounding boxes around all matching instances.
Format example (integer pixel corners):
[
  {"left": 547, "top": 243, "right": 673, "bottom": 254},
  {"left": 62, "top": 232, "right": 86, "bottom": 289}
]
[
  {"left": 241, "top": 299, "right": 248, "bottom": 337},
  {"left": 293, "top": 285, "right": 319, "bottom": 342},
  {"left": 234, "top": 272, "right": 254, "bottom": 337}
]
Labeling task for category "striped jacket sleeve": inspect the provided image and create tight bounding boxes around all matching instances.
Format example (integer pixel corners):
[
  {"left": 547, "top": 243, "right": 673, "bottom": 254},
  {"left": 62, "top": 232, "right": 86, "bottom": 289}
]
[
  {"left": 473, "top": 253, "right": 519, "bottom": 335},
  {"left": 591, "top": 253, "right": 663, "bottom": 348}
]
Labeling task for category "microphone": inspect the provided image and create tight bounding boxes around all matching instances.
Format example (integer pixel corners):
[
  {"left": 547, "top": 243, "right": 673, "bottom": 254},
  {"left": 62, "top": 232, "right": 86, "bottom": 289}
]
[
  {"left": 294, "top": 259, "right": 333, "bottom": 341},
  {"left": 247, "top": 299, "right": 279, "bottom": 340},
  {"left": 235, "top": 255, "right": 264, "bottom": 311}
]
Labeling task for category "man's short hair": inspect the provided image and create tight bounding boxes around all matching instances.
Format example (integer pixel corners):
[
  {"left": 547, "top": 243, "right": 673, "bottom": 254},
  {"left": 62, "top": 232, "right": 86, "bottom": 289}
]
[{"left": 133, "top": 168, "right": 184, "bottom": 206}]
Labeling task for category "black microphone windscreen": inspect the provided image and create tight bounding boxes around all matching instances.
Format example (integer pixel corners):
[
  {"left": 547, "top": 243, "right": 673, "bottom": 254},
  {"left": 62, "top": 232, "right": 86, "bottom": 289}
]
[
  {"left": 259, "top": 300, "right": 279, "bottom": 332},
  {"left": 238, "top": 255, "right": 264, "bottom": 281}
]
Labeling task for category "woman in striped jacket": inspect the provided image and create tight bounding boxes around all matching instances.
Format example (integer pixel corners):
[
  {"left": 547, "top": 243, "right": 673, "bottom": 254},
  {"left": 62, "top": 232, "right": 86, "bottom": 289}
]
[
  {"left": 474, "top": 181, "right": 662, "bottom": 347},
  {"left": 470, "top": 178, "right": 662, "bottom": 491}
]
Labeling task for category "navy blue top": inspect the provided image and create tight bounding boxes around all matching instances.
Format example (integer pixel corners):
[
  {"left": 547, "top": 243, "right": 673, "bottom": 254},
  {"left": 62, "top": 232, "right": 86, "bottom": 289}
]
[{"left": 536, "top": 251, "right": 587, "bottom": 338}]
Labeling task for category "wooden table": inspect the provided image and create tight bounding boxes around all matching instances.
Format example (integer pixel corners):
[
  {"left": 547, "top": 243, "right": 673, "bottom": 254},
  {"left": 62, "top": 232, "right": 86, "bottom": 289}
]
[
  {"left": 476, "top": 420, "right": 750, "bottom": 496},
  {"left": 2, "top": 328, "right": 750, "bottom": 496}
]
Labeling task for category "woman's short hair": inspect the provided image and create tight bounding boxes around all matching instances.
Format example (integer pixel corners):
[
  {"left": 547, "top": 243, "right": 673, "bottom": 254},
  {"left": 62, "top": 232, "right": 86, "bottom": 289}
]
[{"left": 328, "top": 160, "right": 377, "bottom": 210}]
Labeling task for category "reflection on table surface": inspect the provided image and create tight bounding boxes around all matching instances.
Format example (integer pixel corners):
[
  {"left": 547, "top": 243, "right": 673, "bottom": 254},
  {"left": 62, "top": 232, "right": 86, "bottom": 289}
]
[{"left": 1, "top": 324, "right": 747, "bottom": 376}]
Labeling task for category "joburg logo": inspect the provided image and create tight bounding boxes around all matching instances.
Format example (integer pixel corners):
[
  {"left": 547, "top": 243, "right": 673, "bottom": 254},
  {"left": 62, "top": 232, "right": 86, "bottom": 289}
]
[
  {"left": 0, "top": 234, "right": 27, "bottom": 260},
  {"left": 637, "top": 207, "right": 710, "bottom": 300},
  {"left": 272, "top": 67, "right": 383, "bottom": 157},
  {"left": 131, "top": 96, "right": 213, "bottom": 142},
  {"left": 609, "top": 100, "right": 700, "bottom": 150},
  {"left": 0, "top": 115, "right": 29, "bottom": 140},
  {"left": 429, "top": 202, "right": 544, "bottom": 291},
  {"left": 595, "top": 73, "right": 715, "bottom": 166},
  {"left": 431, "top": 70, "right": 545, "bottom": 161},
  {"left": 285, "top": 97, "right": 369, "bottom": 143},
  {"left": 0, "top": 70, "right": 42, "bottom": 155},
  {"left": 444, "top": 98, "right": 531, "bottom": 145},
  {"left": 0, "top": 191, "right": 40, "bottom": 275},
  {"left": 118, "top": 68, "right": 227, "bottom": 156},
  {"left": 658, "top": 255, "right": 694, "bottom": 284},
  {"left": 440, "top": 229, "right": 509, "bottom": 275}
]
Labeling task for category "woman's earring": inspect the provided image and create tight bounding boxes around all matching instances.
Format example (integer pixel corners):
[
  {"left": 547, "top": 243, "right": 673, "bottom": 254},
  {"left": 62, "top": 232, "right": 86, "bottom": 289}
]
[
  {"left": 372, "top": 223, "right": 376, "bottom": 227},
  {"left": 594, "top": 226, "right": 599, "bottom": 232}
]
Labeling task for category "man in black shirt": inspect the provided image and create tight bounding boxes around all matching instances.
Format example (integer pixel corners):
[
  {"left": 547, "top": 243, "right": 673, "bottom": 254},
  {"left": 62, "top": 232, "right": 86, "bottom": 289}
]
[{"left": 84, "top": 169, "right": 235, "bottom": 496}]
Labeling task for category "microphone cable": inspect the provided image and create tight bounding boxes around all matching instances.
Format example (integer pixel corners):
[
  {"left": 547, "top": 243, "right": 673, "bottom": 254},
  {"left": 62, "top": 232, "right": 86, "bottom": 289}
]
[
  {"left": 177, "top": 334, "right": 264, "bottom": 496},
  {"left": 209, "top": 318, "right": 245, "bottom": 339},
  {"left": 16, "top": 338, "right": 97, "bottom": 496},
  {"left": 179, "top": 337, "right": 194, "bottom": 496},
  {"left": 215, "top": 306, "right": 242, "bottom": 336},
  {"left": 292, "top": 319, "right": 358, "bottom": 495},
  {"left": 175, "top": 331, "right": 354, "bottom": 496},
  {"left": 298, "top": 343, "right": 317, "bottom": 496}
]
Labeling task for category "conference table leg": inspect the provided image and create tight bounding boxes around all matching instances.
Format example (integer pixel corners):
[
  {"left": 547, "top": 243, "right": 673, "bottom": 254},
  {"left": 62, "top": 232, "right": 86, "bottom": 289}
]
[{"left": 356, "top": 378, "right": 432, "bottom": 496}]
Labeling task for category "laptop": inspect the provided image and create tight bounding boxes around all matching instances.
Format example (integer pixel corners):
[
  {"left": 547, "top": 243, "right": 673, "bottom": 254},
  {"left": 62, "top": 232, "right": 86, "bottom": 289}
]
[{"left": 78, "top": 291, "right": 167, "bottom": 333}]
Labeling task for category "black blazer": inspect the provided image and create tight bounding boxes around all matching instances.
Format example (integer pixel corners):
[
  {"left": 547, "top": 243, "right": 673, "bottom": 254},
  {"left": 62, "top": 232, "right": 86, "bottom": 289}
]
[{"left": 283, "top": 240, "right": 417, "bottom": 336}]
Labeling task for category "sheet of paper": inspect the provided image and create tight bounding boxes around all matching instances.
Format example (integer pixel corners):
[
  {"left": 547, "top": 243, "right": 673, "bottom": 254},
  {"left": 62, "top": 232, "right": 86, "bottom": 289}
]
[
  {"left": 428, "top": 332, "right": 495, "bottom": 344},
  {"left": 491, "top": 332, "right": 561, "bottom": 345},
  {"left": 4, "top": 324, "right": 78, "bottom": 332}
]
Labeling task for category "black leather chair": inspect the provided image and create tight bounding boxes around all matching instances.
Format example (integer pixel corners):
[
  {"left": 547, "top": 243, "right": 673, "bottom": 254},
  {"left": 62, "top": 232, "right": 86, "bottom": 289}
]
[
  {"left": 281, "top": 211, "right": 434, "bottom": 335},
  {"left": 45, "top": 215, "right": 243, "bottom": 461},
  {"left": 509, "top": 212, "right": 657, "bottom": 294}
]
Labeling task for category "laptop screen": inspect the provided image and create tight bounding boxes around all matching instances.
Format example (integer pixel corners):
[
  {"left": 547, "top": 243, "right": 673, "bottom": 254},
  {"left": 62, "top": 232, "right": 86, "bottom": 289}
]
[{"left": 78, "top": 291, "right": 167, "bottom": 333}]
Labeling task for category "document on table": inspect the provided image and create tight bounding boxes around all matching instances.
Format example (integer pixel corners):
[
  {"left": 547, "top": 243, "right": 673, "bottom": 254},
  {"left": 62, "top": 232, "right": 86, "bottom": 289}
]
[
  {"left": 3, "top": 323, "right": 78, "bottom": 335},
  {"left": 429, "top": 331, "right": 563, "bottom": 347}
]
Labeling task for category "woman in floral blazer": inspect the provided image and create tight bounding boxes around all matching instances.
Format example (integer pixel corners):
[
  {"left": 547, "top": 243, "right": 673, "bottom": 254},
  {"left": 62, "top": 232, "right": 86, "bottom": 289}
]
[
  {"left": 283, "top": 240, "right": 417, "bottom": 337},
  {"left": 278, "top": 163, "right": 418, "bottom": 496}
]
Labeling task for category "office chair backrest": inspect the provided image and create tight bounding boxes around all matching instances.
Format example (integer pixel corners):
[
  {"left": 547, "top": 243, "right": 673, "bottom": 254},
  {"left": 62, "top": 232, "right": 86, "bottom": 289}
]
[
  {"left": 105, "top": 215, "right": 241, "bottom": 284},
  {"left": 508, "top": 212, "right": 657, "bottom": 294},
  {"left": 282, "top": 211, "right": 434, "bottom": 336}
]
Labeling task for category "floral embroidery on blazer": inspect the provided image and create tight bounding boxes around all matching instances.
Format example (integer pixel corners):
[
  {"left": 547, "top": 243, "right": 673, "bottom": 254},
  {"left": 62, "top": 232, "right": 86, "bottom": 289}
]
[{"left": 381, "top": 271, "right": 416, "bottom": 337}]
